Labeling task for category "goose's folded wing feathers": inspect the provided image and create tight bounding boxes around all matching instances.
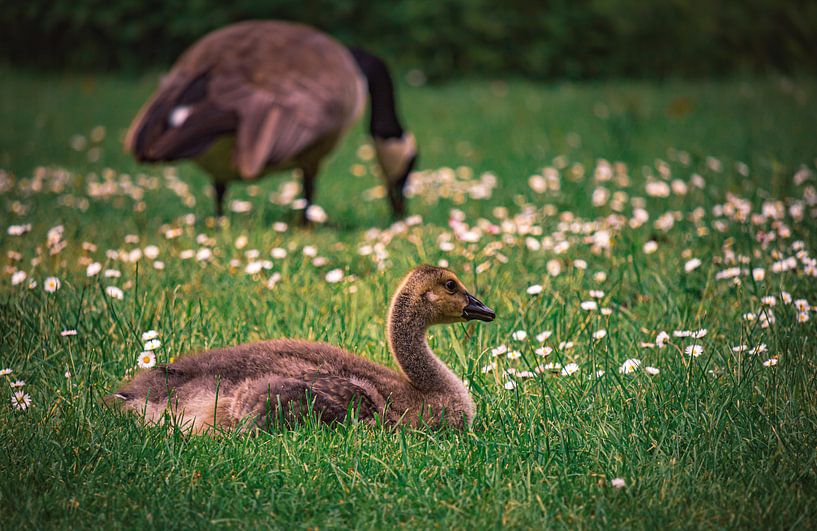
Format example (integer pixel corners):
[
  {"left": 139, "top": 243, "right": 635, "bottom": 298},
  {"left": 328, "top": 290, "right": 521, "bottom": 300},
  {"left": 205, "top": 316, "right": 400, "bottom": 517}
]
[{"left": 208, "top": 71, "right": 345, "bottom": 178}]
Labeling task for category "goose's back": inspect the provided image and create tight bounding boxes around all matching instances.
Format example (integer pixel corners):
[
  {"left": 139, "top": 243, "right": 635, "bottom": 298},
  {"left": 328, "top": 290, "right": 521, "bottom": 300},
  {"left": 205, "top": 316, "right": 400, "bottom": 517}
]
[{"left": 125, "top": 20, "right": 366, "bottom": 178}]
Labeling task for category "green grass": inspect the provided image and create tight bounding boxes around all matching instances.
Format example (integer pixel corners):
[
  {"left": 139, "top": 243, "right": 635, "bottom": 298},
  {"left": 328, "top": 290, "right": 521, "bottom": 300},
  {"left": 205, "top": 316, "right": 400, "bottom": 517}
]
[{"left": 1, "top": 70, "right": 817, "bottom": 529}]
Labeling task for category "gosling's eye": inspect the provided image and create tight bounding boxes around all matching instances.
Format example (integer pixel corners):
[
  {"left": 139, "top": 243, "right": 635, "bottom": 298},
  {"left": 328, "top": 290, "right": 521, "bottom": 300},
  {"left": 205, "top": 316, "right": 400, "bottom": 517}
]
[{"left": 445, "top": 280, "right": 457, "bottom": 293}]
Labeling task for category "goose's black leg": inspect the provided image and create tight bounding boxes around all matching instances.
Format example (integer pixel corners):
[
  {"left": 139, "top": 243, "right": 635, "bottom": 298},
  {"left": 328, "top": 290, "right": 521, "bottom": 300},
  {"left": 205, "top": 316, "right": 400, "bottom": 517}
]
[
  {"left": 300, "top": 163, "right": 318, "bottom": 226},
  {"left": 213, "top": 182, "right": 227, "bottom": 217}
]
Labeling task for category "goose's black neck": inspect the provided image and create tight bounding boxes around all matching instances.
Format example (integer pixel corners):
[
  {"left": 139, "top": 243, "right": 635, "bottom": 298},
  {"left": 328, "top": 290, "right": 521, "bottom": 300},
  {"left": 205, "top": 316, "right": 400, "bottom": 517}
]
[{"left": 349, "top": 47, "right": 405, "bottom": 140}]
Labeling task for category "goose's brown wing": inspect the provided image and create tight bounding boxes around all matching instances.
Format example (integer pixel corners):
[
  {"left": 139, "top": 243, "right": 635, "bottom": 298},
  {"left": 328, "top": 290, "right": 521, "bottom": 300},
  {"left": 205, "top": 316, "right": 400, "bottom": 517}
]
[{"left": 125, "top": 21, "right": 363, "bottom": 178}]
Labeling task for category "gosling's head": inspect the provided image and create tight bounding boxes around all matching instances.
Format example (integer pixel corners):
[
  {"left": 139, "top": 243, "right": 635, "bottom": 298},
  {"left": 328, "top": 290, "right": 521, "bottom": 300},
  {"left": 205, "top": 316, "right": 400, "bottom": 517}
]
[{"left": 394, "top": 265, "right": 495, "bottom": 325}]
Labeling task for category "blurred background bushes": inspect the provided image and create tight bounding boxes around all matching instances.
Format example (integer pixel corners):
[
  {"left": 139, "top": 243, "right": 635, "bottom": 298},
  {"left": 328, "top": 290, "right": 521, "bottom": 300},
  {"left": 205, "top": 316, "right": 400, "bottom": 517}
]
[{"left": 1, "top": 0, "right": 815, "bottom": 79}]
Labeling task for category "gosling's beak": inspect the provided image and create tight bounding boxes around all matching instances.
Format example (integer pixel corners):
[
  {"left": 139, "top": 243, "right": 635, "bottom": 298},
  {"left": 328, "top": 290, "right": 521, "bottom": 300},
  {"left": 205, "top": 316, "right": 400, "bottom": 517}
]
[{"left": 462, "top": 293, "right": 496, "bottom": 322}]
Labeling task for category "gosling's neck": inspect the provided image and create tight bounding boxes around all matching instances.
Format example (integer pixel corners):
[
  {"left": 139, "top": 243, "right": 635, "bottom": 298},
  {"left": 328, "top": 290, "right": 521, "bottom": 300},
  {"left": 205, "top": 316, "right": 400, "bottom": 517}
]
[{"left": 387, "top": 291, "right": 465, "bottom": 394}]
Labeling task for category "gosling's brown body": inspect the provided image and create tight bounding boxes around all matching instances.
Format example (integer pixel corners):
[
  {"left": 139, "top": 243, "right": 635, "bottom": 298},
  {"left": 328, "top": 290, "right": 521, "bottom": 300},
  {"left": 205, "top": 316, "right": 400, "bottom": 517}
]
[{"left": 110, "top": 266, "right": 495, "bottom": 433}]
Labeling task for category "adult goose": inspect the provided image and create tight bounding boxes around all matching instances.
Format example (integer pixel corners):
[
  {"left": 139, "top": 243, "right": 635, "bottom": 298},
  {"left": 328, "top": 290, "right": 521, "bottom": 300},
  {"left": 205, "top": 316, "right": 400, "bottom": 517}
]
[
  {"left": 108, "top": 266, "right": 495, "bottom": 432},
  {"left": 125, "top": 20, "right": 418, "bottom": 220}
]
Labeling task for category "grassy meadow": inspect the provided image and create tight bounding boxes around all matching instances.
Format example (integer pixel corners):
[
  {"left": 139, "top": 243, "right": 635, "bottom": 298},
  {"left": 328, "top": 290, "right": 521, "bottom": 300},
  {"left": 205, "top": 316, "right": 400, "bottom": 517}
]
[{"left": 1, "top": 70, "right": 817, "bottom": 528}]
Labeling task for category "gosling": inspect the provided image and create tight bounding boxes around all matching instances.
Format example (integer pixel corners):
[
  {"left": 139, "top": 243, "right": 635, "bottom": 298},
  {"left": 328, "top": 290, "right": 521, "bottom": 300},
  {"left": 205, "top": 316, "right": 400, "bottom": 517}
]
[{"left": 108, "top": 266, "right": 495, "bottom": 432}]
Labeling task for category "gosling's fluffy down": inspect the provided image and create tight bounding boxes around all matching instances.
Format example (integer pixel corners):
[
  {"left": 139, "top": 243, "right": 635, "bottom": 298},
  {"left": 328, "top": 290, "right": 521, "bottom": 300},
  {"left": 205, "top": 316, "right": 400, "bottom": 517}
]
[{"left": 108, "top": 266, "right": 495, "bottom": 433}]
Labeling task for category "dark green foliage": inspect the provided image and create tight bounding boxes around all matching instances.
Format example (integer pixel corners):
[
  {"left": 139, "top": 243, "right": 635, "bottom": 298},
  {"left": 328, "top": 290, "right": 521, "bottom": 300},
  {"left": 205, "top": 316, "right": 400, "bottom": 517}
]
[{"left": 1, "top": 0, "right": 816, "bottom": 79}]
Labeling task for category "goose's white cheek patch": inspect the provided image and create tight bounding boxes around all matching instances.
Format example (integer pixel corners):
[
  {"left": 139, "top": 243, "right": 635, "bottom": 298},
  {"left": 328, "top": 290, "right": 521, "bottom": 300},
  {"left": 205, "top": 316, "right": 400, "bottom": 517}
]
[{"left": 169, "top": 106, "right": 192, "bottom": 128}]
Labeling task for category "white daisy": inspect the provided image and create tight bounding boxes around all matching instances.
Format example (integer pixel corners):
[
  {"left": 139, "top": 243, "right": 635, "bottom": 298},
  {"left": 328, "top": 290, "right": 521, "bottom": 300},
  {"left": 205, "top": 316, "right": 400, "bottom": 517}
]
[
  {"left": 0, "top": 368, "right": 11, "bottom": 376},
  {"left": 195, "top": 248, "right": 212, "bottom": 262},
  {"left": 306, "top": 205, "right": 329, "bottom": 223},
  {"left": 643, "top": 241, "right": 658, "bottom": 254},
  {"left": 266, "top": 272, "right": 282, "bottom": 289},
  {"left": 61, "top": 329, "right": 77, "bottom": 337},
  {"left": 11, "top": 270, "right": 26, "bottom": 286},
  {"left": 619, "top": 358, "right": 641, "bottom": 374},
  {"left": 507, "top": 350, "right": 522, "bottom": 360},
  {"left": 762, "top": 358, "right": 778, "bottom": 367},
  {"left": 593, "top": 329, "right": 607, "bottom": 340},
  {"left": 537, "top": 362, "right": 562, "bottom": 373},
  {"left": 685, "top": 345, "right": 704, "bottom": 357},
  {"left": 44, "top": 276, "right": 61, "bottom": 293},
  {"left": 512, "top": 330, "right": 527, "bottom": 341},
  {"left": 7, "top": 224, "right": 32, "bottom": 236},
  {"left": 684, "top": 258, "right": 702, "bottom": 272},
  {"left": 86, "top": 262, "right": 102, "bottom": 277},
  {"left": 526, "top": 284, "right": 543, "bottom": 295},
  {"left": 535, "top": 346, "right": 553, "bottom": 357},
  {"left": 9, "top": 380, "right": 24, "bottom": 388},
  {"left": 105, "top": 286, "right": 124, "bottom": 300},
  {"left": 11, "top": 390, "right": 31, "bottom": 411},
  {"left": 144, "top": 245, "right": 160, "bottom": 260},
  {"left": 561, "top": 363, "right": 579, "bottom": 376},
  {"left": 656, "top": 331, "right": 670, "bottom": 348},
  {"left": 611, "top": 478, "right": 626, "bottom": 489},
  {"left": 137, "top": 351, "right": 156, "bottom": 369},
  {"left": 504, "top": 380, "right": 518, "bottom": 390},
  {"left": 535, "top": 331, "right": 552, "bottom": 342},
  {"left": 143, "top": 339, "right": 161, "bottom": 351},
  {"left": 481, "top": 362, "right": 497, "bottom": 373},
  {"left": 749, "top": 344, "right": 768, "bottom": 354},
  {"left": 491, "top": 344, "right": 508, "bottom": 357},
  {"left": 580, "top": 300, "right": 598, "bottom": 311},
  {"left": 645, "top": 366, "right": 660, "bottom": 376},
  {"left": 325, "top": 269, "right": 344, "bottom": 283}
]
